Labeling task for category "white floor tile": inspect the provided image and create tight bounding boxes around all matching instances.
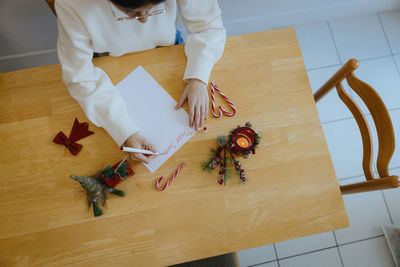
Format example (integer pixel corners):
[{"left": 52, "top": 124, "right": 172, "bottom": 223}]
[
  {"left": 339, "top": 236, "right": 395, "bottom": 267},
  {"left": 237, "top": 244, "right": 276, "bottom": 267},
  {"left": 322, "top": 118, "right": 367, "bottom": 179},
  {"left": 383, "top": 168, "right": 400, "bottom": 224},
  {"left": 334, "top": 189, "right": 391, "bottom": 244},
  {"left": 275, "top": 231, "right": 336, "bottom": 259},
  {"left": 329, "top": 14, "right": 391, "bottom": 62},
  {"left": 279, "top": 248, "right": 342, "bottom": 267},
  {"left": 379, "top": 10, "right": 400, "bottom": 54},
  {"left": 349, "top": 57, "right": 400, "bottom": 113},
  {"left": 384, "top": 187, "right": 400, "bottom": 224},
  {"left": 255, "top": 261, "right": 279, "bottom": 267},
  {"left": 295, "top": 22, "right": 340, "bottom": 70},
  {"left": 307, "top": 66, "right": 353, "bottom": 123}
]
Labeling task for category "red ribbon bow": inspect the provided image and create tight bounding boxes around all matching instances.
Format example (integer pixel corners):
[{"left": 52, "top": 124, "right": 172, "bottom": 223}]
[{"left": 53, "top": 118, "right": 94, "bottom": 156}]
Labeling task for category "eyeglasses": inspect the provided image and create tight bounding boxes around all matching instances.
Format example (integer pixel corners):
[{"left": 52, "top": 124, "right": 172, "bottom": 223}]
[{"left": 108, "top": 1, "right": 168, "bottom": 21}]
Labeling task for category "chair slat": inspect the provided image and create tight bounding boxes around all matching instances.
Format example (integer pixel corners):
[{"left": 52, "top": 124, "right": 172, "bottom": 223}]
[
  {"left": 335, "top": 82, "right": 374, "bottom": 180},
  {"left": 346, "top": 73, "right": 395, "bottom": 178}
]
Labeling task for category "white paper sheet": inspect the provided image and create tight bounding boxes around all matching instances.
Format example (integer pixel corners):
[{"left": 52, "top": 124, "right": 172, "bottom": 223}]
[{"left": 116, "top": 66, "right": 197, "bottom": 173}]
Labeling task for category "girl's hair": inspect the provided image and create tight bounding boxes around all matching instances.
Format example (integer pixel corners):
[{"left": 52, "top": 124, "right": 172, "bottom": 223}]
[{"left": 110, "top": 0, "right": 166, "bottom": 9}]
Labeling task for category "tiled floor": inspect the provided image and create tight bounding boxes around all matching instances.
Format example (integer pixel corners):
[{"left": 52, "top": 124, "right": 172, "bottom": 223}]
[{"left": 237, "top": 10, "right": 400, "bottom": 267}]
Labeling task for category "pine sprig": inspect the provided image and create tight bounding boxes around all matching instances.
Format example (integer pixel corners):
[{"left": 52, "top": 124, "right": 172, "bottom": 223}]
[
  {"left": 109, "top": 188, "right": 125, "bottom": 197},
  {"left": 227, "top": 147, "right": 247, "bottom": 184},
  {"left": 116, "top": 161, "right": 127, "bottom": 178},
  {"left": 218, "top": 146, "right": 233, "bottom": 185},
  {"left": 201, "top": 162, "right": 213, "bottom": 173},
  {"left": 202, "top": 149, "right": 217, "bottom": 172},
  {"left": 92, "top": 200, "right": 103, "bottom": 217},
  {"left": 101, "top": 166, "right": 114, "bottom": 178},
  {"left": 202, "top": 147, "right": 223, "bottom": 172}
]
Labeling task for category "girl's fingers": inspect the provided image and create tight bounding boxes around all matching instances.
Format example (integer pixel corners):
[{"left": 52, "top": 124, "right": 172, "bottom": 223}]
[
  {"left": 146, "top": 143, "right": 157, "bottom": 153},
  {"left": 132, "top": 153, "right": 150, "bottom": 163},
  {"left": 146, "top": 154, "right": 157, "bottom": 162},
  {"left": 195, "top": 104, "right": 201, "bottom": 130},
  {"left": 126, "top": 136, "right": 156, "bottom": 163},
  {"left": 200, "top": 104, "right": 205, "bottom": 128},
  {"left": 175, "top": 91, "right": 187, "bottom": 109},
  {"left": 189, "top": 101, "right": 195, "bottom": 127},
  {"left": 129, "top": 152, "right": 141, "bottom": 162}
]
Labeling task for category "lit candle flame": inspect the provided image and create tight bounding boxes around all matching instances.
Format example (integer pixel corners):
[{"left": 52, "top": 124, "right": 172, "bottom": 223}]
[{"left": 237, "top": 137, "right": 249, "bottom": 148}]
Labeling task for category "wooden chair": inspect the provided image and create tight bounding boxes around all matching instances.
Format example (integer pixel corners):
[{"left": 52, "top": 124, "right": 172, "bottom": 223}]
[
  {"left": 314, "top": 58, "right": 399, "bottom": 194},
  {"left": 45, "top": 0, "right": 56, "bottom": 16}
]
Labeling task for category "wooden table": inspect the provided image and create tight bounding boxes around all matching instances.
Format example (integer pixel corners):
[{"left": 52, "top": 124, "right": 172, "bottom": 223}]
[{"left": 0, "top": 28, "right": 349, "bottom": 266}]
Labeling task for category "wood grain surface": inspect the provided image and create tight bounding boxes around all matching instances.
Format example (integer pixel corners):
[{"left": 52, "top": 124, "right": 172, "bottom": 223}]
[{"left": 0, "top": 28, "right": 349, "bottom": 267}]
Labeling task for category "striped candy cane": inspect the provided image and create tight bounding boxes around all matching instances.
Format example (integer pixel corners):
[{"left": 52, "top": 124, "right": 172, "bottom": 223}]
[
  {"left": 155, "top": 162, "right": 185, "bottom": 191},
  {"left": 210, "top": 82, "right": 237, "bottom": 118},
  {"left": 210, "top": 82, "right": 222, "bottom": 118}
]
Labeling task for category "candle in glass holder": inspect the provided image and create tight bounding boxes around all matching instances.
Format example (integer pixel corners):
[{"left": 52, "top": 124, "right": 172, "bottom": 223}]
[{"left": 229, "top": 125, "right": 258, "bottom": 158}]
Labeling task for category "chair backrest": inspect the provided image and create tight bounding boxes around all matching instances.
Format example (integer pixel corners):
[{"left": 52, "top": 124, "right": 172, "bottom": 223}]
[
  {"left": 45, "top": 0, "right": 56, "bottom": 16},
  {"left": 313, "top": 59, "right": 399, "bottom": 194}
]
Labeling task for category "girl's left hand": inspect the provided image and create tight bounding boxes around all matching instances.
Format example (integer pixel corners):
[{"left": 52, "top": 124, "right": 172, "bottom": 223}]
[{"left": 175, "top": 79, "right": 209, "bottom": 130}]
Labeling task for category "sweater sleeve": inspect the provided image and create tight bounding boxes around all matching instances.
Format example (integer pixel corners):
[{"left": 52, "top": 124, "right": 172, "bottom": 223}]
[
  {"left": 55, "top": 1, "right": 139, "bottom": 147},
  {"left": 178, "top": 0, "right": 226, "bottom": 84}
]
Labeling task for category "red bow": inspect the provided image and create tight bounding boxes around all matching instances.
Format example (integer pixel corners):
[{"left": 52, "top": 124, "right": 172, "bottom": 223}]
[{"left": 53, "top": 118, "right": 94, "bottom": 156}]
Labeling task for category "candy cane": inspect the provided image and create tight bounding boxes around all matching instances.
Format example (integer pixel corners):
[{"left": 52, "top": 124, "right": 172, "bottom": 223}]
[
  {"left": 155, "top": 162, "right": 185, "bottom": 191},
  {"left": 210, "top": 82, "right": 237, "bottom": 117},
  {"left": 210, "top": 82, "right": 222, "bottom": 118},
  {"left": 213, "top": 83, "right": 237, "bottom": 117}
]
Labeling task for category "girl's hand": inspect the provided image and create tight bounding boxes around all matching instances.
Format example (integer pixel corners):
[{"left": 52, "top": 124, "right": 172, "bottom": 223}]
[
  {"left": 175, "top": 79, "right": 208, "bottom": 130},
  {"left": 124, "top": 132, "right": 157, "bottom": 164}
]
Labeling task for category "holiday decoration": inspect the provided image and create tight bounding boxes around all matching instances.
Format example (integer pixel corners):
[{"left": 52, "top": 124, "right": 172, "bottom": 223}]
[
  {"left": 228, "top": 122, "right": 260, "bottom": 158},
  {"left": 53, "top": 118, "right": 94, "bottom": 155},
  {"left": 217, "top": 146, "right": 228, "bottom": 185},
  {"left": 228, "top": 148, "right": 247, "bottom": 183},
  {"left": 210, "top": 82, "right": 237, "bottom": 118},
  {"left": 155, "top": 162, "right": 185, "bottom": 191},
  {"left": 202, "top": 122, "right": 260, "bottom": 185},
  {"left": 70, "top": 156, "right": 134, "bottom": 216},
  {"left": 102, "top": 159, "right": 134, "bottom": 188}
]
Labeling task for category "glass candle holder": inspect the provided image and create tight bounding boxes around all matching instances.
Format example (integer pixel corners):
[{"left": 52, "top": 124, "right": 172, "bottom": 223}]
[{"left": 229, "top": 126, "right": 257, "bottom": 157}]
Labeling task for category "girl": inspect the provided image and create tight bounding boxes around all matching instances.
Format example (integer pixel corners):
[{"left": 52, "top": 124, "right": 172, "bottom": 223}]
[{"left": 55, "top": 0, "right": 226, "bottom": 163}]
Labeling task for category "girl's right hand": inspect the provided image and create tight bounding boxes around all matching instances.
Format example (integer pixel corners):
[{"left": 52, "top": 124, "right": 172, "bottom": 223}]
[{"left": 124, "top": 132, "right": 157, "bottom": 164}]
